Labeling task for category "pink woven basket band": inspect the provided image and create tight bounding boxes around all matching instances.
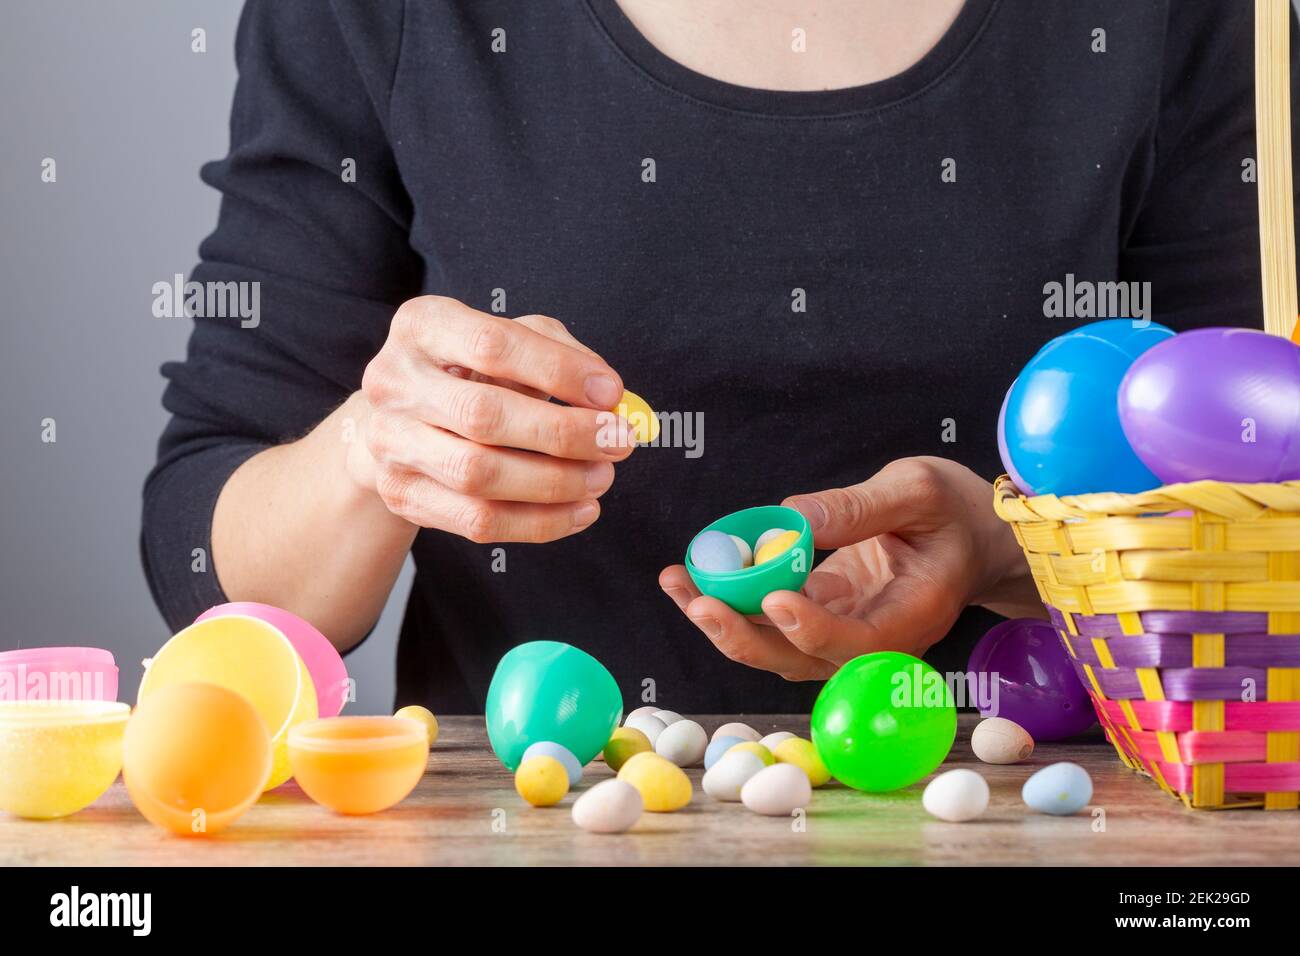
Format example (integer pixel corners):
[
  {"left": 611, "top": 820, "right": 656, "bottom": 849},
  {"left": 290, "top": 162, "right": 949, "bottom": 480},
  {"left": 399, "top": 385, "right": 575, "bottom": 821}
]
[{"left": 1094, "top": 698, "right": 1300, "bottom": 732}]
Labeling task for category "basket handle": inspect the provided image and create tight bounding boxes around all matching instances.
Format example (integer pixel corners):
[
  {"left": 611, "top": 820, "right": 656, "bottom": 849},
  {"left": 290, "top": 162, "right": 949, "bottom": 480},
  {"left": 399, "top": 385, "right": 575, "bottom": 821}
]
[{"left": 1255, "top": 0, "right": 1299, "bottom": 339}]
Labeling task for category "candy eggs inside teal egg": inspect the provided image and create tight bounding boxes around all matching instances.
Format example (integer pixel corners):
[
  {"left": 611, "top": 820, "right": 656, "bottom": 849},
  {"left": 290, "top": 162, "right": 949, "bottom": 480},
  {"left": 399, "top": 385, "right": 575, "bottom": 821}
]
[
  {"left": 689, "top": 530, "right": 743, "bottom": 573},
  {"left": 484, "top": 641, "right": 622, "bottom": 770}
]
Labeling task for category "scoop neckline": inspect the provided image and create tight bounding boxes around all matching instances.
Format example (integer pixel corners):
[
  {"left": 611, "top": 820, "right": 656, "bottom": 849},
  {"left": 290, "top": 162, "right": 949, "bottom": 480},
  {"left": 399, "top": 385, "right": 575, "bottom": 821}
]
[{"left": 584, "top": 0, "right": 999, "bottom": 118}]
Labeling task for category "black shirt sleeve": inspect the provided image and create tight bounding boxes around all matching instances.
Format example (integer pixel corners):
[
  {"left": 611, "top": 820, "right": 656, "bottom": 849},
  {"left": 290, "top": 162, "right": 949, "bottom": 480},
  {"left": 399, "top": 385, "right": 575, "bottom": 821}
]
[{"left": 140, "top": 0, "right": 421, "bottom": 631}]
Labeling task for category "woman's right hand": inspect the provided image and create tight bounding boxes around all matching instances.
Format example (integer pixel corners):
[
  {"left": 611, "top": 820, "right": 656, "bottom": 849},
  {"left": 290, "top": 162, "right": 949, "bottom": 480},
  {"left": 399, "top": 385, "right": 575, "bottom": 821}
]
[{"left": 347, "top": 295, "right": 636, "bottom": 543}]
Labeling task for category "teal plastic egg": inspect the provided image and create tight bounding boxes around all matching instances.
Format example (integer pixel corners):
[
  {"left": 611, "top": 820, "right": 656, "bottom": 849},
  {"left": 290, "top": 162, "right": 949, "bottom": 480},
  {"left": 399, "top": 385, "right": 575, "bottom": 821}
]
[
  {"left": 811, "top": 651, "right": 956, "bottom": 792},
  {"left": 485, "top": 641, "right": 622, "bottom": 770}
]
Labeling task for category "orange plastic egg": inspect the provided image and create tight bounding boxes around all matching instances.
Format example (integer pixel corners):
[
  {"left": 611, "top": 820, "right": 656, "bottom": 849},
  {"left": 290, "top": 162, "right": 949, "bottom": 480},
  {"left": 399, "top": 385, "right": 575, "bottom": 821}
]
[
  {"left": 288, "top": 717, "right": 427, "bottom": 815},
  {"left": 123, "top": 682, "right": 272, "bottom": 837}
]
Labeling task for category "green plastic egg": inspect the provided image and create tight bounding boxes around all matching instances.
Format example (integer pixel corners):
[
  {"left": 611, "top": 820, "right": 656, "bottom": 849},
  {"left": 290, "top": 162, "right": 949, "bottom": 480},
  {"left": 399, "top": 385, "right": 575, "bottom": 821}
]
[
  {"left": 811, "top": 651, "right": 956, "bottom": 792},
  {"left": 485, "top": 641, "right": 623, "bottom": 770}
]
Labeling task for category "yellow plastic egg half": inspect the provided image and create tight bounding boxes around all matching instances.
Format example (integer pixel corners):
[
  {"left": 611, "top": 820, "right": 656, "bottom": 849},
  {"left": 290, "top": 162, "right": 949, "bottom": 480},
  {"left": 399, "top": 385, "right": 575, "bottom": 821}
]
[
  {"left": 773, "top": 737, "right": 831, "bottom": 787},
  {"left": 394, "top": 705, "right": 439, "bottom": 747},
  {"left": 515, "top": 755, "right": 570, "bottom": 807},
  {"left": 754, "top": 530, "right": 800, "bottom": 566},
  {"left": 616, "top": 752, "right": 692, "bottom": 812}
]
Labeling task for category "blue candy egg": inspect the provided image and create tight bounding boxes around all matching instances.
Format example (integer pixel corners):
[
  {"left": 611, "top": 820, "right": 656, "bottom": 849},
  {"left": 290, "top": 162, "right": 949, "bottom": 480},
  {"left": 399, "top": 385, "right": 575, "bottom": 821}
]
[
  {"left": 1022, "top": 761, "right": 1093, "bottom": 815},
  {"left": 690, "top": 530, "right": 743, "bottom": 573},
  {"left": 521, "top": 741, "right": 583, "bottom": 786},
  {"left": 704, "top": 735, "right": 746, "bottom": 770}
]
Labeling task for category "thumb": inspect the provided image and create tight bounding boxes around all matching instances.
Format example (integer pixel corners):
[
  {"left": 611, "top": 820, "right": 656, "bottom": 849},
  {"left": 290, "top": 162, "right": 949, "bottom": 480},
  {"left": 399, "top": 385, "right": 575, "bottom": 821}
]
[{"left": 783, "top": 470, "right": 925, "bottom": 549}]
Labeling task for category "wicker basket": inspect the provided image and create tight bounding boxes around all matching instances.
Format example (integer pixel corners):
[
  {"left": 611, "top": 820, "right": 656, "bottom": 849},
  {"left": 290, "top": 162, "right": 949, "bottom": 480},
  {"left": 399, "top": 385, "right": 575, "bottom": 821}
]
[{"left": 994, "top": 476, "right": 1300, "bottom": 808}]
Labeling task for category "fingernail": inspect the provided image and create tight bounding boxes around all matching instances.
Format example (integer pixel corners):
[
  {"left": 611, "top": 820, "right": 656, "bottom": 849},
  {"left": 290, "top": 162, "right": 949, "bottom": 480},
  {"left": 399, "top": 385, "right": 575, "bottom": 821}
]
[
  {"left": 585, "top": 462, "right": 614, "bottom": 494},
  {"left": 789, "top": 497, "right": 827, "bottom": 531},
  {"left": 690, "top": 615, "right": 721, "bottom": 638},
  {"left": 572, "top": 500, "right": 599, "bottom": 528},
  {"left": 766, "top": 606, "right": 796, "bottom": 629},
  {"left": 663, "top": 586, "right": 690, "bottom": 609},
  {"left": 599, "top": 416, "right": 636, "bottom": 457},
  {"left": 584, "top": 373, "right": 622, "bottom": 409}
]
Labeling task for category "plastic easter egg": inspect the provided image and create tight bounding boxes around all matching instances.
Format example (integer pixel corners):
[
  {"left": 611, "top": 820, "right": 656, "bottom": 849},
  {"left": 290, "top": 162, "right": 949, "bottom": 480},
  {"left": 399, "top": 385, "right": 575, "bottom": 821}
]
[
  {"left": 1118, "top": 327, "right": 1300, "bottom": 484},
  {"left": 485, "top": 641, "right": 622, "bottom": 770},
  {"left": 655, "top": 719, "right": 708, "bottom": 767},
  {"left": 603, "top": 726, "right": 652, "bottom": 771},
  {"left": 625, "top": 713, "right": 668, "bottom": 747},
  {"left": 572, "top": 779, "right": 642, "bottom": 833},
  {"left": 617, "top": 752, "right": 692, "bottom": 812},
  {"left": 772, "top": 737, "right": 831, "bottom": 787},
  {"left": 971, "top": 717, "right": 1034, "bottom": 764},
  {"left": 0, "top": 701, "right": 129, "bottom": 819},
  {"left": 811, "top": 652, "right": 956, "bottom": 792},
  {"left": 702, "top": 749, "right": 766, "bottom": 801},
  {"left": 711, "top": 721, "right": 760, "bottom": 743},
  {"left": 522, "top": 741, "right": 583, "bottom": 786},
  {"left": 922, "top": 769, "right": 989, "bottom": 822},
  {"left": 289, "top": 717, "right": 427, "bottom": 815},
  {"left": 704, "top": 734, "right": 746, "bottom": 770},
  {"left": 687, "top": 506, "right": 814, "bottom": 615},
  {"left": 1022, "top": 762, "right": 1092, "bottom": 815},
  {"left": 124, "top": 683, "right": 271, "bottom": 836},
  {"left": 741, "top": 763, "right": 811, "bottom": 816},
  {"left": 690, "top": 530, "right": 743, "bottom": 573},
  {"left": 967, "top": 618, "right": 1094, "bottom": 740},
  {"left": 394, "top": 705, "right": 439, "bottom": 746},
  {"left": 1002, "top": 320, "right": 1172, "bottom": 496},
  {"left": 515, "top": 755, "right": 570, "bottom": 807},
  {"left": 997, "top": 383, "right": 1035, "bottom": 495}
]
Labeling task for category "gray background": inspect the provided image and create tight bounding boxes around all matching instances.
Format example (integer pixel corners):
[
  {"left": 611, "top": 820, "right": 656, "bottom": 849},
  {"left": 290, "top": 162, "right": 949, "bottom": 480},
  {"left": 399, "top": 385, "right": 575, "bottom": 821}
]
[{"left": 0, "top": 0, "right": 410, "bottom": 712}]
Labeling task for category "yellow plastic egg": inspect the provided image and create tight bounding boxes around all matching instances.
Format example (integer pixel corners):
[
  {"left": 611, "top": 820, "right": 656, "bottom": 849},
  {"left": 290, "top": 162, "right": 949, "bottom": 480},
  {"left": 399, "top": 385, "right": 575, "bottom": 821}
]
[
  {"left": 754, "top": 530, "right": 800, "bottom": 565},
  {"left": 728, "top": 741, "right": 775, "bottom": 766},
  {"left": 515, "top": 755, "right": 570, "bottom": 806},
  {"left": 603, "top": 725, "right": 652, "bottom": 771},
  {"left": 616, "top": 752, "right": 692, "bottom": 812},
  {"left": 773, "top": 737, "right": 831, "bottom": 787},
  {"left": 394, "top": 705, "right": 439, "bottom": 747},
  {"left": 613, "top": 389, "right": 659, "bottom": 444}
]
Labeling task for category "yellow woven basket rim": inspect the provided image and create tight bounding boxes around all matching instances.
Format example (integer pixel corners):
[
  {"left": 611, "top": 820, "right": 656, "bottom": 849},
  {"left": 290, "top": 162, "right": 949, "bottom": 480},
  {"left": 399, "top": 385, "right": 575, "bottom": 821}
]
[{"left": 993, "top": 475, "right": 1300, "bottom": 523}]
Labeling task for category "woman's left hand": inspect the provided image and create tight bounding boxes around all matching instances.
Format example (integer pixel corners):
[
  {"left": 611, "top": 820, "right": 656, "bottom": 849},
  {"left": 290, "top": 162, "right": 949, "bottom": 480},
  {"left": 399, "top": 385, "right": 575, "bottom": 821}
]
[{"left": 659, "top": 457, "right": 1043, "bottom": 680}]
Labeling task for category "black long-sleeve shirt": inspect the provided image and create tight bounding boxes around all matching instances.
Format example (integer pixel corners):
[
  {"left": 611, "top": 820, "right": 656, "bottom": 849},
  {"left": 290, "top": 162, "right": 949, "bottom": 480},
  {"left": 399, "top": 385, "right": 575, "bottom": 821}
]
[{"left": 143, "top": 0, "right": 1295, "bottom": 713}]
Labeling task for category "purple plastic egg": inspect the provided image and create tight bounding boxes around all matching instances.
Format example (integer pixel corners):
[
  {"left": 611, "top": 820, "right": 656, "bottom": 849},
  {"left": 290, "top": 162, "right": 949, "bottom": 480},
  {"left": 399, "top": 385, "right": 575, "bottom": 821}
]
[
  {"left": 967, "top": 618, "right": 1095, "bottom": 741},
  {"left": 1118, "top": 328, "right": 1300, "bottom": 484}
]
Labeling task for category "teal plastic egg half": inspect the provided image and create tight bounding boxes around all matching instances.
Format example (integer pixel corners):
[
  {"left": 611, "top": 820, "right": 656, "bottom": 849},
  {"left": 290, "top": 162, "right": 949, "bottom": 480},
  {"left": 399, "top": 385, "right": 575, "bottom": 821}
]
[{"left": 485, "top": 641, "right": 623, "bottom": 770}]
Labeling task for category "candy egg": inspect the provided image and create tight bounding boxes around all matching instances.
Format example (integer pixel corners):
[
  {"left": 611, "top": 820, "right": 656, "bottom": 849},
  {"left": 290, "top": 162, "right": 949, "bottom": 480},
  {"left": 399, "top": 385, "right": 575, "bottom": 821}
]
[
  {"left": 727, "top": 741, "right": 774, "bottom": 766},
  {"left": 624, "top": 705, "right": 661, "bottom": 723},
  {"left": 522, "top": 741, "right": 583, "bottom": 786},
  {"left": 729, "top": 535, "right": 754, "bottom": 567},
  {"left": 624, "top": 713, "right": 668, "bottom": 747},
  {"left": 394, "top": 705, "right": 439, "bottom": 747},
  {"left": 741, "top": 763, "right": 812, "bottom": 816},
  {"left": 922, "top": 769, "right": 989, "bottom": 822},
  {"left": 772, "top": 737, "right": 831, "bottom": 787},
  {"left": 1022, "top": 762, "right": 1093, "bottom": 815},
  {"left": 702, "top": 749, "right": 767, "bottom": 801},
  {"left": 704, "top": 735, "right": 746, "bottom": 770},
  {"left": 571, "top": 779, "right": 643, "bottom": 833},
  {"left": 711, "top": 721, "right": 760, "bottom": 743},
  {"left": 515, "top": 755, "right": 570, "bottom": 807},
  {"left": 971, "top": 717, "right": 1034, "bottom": 765},
  {"left": 603, "top": 726, "right": 652, "bottom": 771},
  {"left": 652, "top": 710, "right": 683, "bottom": 726},
  {"left": 613, "top": 389, "right": 659, "bottom": 444},
  {"left": 754, "top": 528, "right": 791, "bottom": 554},
  {"left": 759, "top": 731, "right": 797, "bottom": 751},
  {"left": 690, "top": 530, "right": 743, "bottom": 573},
  {"left": 617, "top": 752, "right": 692, "bottom": 812},
  {"left": 754, "top": 530, "right": 800, "bottom": 566},
  {"left": 654, "top": 719, "right": 708, "bottom": 767}
]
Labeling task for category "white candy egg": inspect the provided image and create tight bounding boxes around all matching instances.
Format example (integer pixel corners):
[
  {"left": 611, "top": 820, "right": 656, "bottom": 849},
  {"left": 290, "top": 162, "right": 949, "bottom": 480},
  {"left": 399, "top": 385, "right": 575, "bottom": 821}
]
[
  {"left": 759, "top": 731, "right": 797, "bottom": 751},
  {"left": 971, "top": 717, "right": 1034, "bottom": 765},
  {"left": 741, "top": 763, "right": 812, "bottom": 816},
  {"left": 625, "top": 713, "right": 668, "bottom": 747},
  {"left": 624, "top": 705, "right": 660, "bottom": 724},
  {"left": 711, "top": 721, "right": 761, "bottom": 743},
  {"left": 729, "top": 535, "right": 754, "bottom": 567},
  {"left": 702, "top": 750, "right": 766, "bottom": 801},
  {"left": 652, "top": 710, "right": 684, "bottom": 726},
  {"left": 571, "top": 779, "right": 643, "bottom": 833},
  {"left": 655, "top": 719, "right": 708, "bottom": 767},
  {"left": 922, "top": 769, "right": 990, "bottom": 822}
]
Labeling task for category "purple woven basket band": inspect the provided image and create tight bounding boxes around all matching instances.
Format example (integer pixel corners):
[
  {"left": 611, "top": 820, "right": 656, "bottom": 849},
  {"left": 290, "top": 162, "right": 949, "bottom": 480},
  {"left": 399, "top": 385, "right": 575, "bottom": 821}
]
[
  {"left": 1047, "top": 606, "right": 1269, "bottom": 638},
  {"left": 1066, "top": 633, "right": 1300, "bottom": 669},
  {"left": 1086, "top": 664, "right": 1268, "bottom": 701}
]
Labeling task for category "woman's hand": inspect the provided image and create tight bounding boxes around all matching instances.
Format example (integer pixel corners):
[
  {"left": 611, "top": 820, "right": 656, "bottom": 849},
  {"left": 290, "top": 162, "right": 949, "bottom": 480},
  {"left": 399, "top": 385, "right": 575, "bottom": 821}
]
[
  {"left": 659, "top": 457, "right": 1042, "bottom": 680},
  {"left": 348, "top": 295, "right": 637, "bottom": 542}
]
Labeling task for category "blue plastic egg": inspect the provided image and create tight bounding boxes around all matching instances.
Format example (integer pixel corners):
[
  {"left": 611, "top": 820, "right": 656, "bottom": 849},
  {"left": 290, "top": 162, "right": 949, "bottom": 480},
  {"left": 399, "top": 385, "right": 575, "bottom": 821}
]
[
  {"left": 704, "top": 734, "right": 746, "bottom": 770},
  {"left": 521, "top": 741, "right": 583, "bottom": 786},
  {"left": 1001, "top": 319, "right": 1172, "bottom": 496},
  {"left": 690, "top": 530, "right": 743, "bottom": 573},
  {"left": 1022, "top": 761, "right": 1093, "bottom": 815}
]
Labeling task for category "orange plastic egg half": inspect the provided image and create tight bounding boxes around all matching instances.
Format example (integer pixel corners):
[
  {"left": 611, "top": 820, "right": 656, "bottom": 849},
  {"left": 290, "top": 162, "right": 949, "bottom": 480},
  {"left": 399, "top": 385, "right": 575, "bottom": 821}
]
[
  {"left": 288, "top": 717, "right": 427, "bottom": 815},
  {"left": 123, "top": 682, "right": 272, "bottom": 837}
]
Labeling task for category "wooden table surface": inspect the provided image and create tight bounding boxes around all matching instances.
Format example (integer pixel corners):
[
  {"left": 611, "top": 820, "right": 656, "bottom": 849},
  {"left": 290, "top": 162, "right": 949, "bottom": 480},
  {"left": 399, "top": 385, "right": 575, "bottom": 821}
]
[{"left": 5, "top": 714, "right": 1299, "bottom": 866}]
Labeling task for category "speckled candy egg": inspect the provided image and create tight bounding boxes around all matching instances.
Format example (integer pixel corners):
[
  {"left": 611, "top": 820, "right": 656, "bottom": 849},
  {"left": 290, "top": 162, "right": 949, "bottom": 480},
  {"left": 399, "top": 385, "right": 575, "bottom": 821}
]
[
  {"left": 741, "top": 763, "right": 812, "bottom": 816},
  {"left": 711, "top": 721, "right": 760, "bottom": 743},
  {"left": 704, "top": 735, "right": 746, "bottom": 770},
  {"left": 690, "top": 530, "right": 743, "bottom": 573},
  {"left": 971, "top": 717, "right": 1034, "bottom": 765},
  {"left": 624, "top": 713, "right": 668, "bottom": 747},
  {"left": 922, "top": 769, "right": 989, "bottom": 822},
  {"left": 571, "top": 779, "right": 643, "bottom": 834},
  {"left": 702, "top": 749, "right": 766, "bottom": 802},
  {"left": 521, "top": 741, "right": 582, "bottom": 786},
  {"left": 617, "top": 752, "right": 692, "bottom": 812},
  {"left": 655, "top": 719, "right": 708, "bottom": 767},
  {"left": 1022, "top": 762, "right": 1093, "bottom": 815}
]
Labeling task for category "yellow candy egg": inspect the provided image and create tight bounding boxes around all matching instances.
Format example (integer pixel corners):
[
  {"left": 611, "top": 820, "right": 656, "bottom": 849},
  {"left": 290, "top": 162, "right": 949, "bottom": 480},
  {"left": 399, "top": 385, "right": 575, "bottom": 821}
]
[
  {"left": 727, "top": 741, "right": 775, "bottom": 766},
  {"left": 394, "top": 705, "right": 439, "bottom": 747},
  {"left": 613, "top": 389, "right": 659, "bottom": 444},
  {"left": 773, "top": 737, "right": 831, "bottom": 787},
  {"left": 617, "top": 752, "right": 692, "bottom": 812},
  {"left": 603, "top": 726, "right": 652, "bottom": 771},
  {"left": 754, "top": 530, "right": 800, "bottom": 565},
  {"left": 515, "top": 755, "right": 570, "bottom": 807}
]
